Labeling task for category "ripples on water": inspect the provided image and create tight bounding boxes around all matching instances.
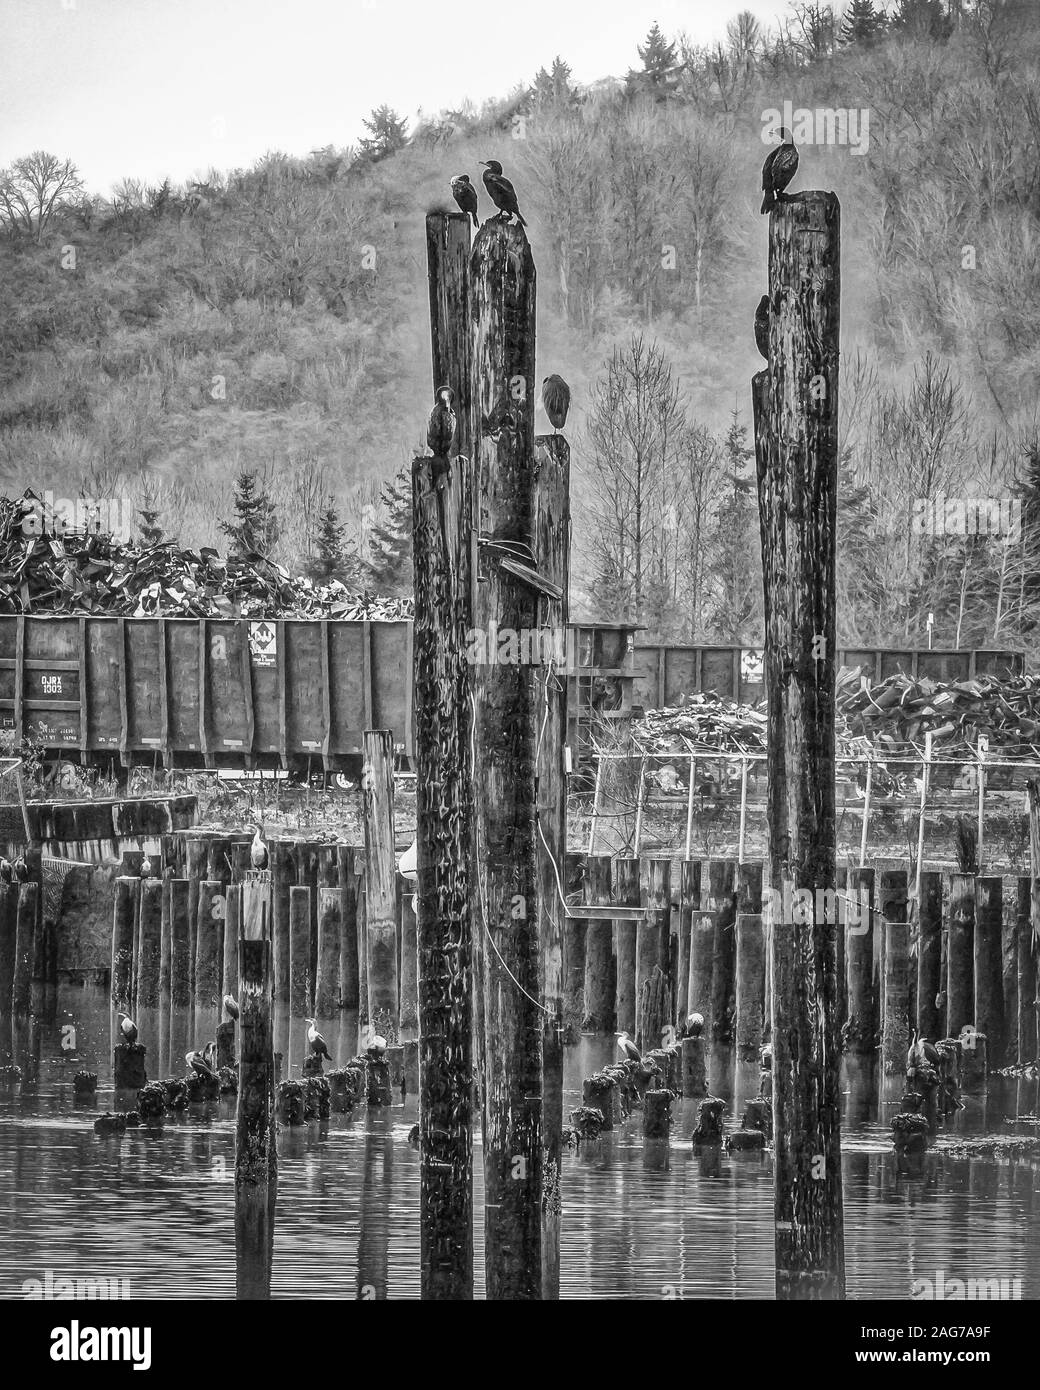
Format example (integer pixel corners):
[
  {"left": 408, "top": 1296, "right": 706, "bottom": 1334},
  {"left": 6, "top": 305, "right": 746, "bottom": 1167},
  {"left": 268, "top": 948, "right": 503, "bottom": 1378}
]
[{"left": 0, "top": 987, "right": 1038, "bottom": 1300}]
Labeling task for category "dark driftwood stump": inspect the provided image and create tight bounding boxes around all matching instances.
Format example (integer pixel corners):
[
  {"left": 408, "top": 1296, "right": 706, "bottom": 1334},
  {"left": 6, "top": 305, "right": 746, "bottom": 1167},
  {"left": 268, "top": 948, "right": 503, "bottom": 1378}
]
[
  {"left": 113, "top": 1043, "right": 146, "bottom": 1091},
  {"left": 643, "top": 1089, "right": 672, "bottom": 1139}
]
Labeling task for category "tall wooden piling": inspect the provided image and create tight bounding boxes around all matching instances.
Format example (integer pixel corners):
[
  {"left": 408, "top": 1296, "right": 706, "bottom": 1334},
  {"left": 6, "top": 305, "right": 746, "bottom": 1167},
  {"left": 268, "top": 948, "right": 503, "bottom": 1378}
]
[
  {"left": 687, "top": 882, "right": 714, "bottom": 1031},
  {"left": 844, "top": 867, "right": 875, "bottom": 1053},
  {"left": 637, "top": 858, "right": 671, "bottom": 1052},
  {"left": 170, "top": 879, "right": 191, "bottom": 1008},
  {"left": 532, "top": 431, "right": 569, "bottom": 1302},
  {"left": 337, "top": 845, "right": 359, "bottom": 1010},
  {"left": 614, "top": 858, "right": 639, "bottom": 1034},
  {"left": 111, "top": 877, "right": 137, "bottom": 1013},
  {"left": 135, "top": 878, "right": 163, "bottom": 1011},
  {"left": 185, "top": 836, "right": 206, "bottom": 993},
  {"left": 195, "top": 880, "right": 224, "bottom": 1009},
  {"left": 315, "top": 887, "right": 341, "bottom": 1018},
  {"left": 880, "top": 871, "right": 908, "bottom": 1074},
  {"left": 974, "top": 876, "right": 1004, "bottom": 1063},
  {"left": 947, "top": 873, "right": 975, "bottom": 1035},
  {"left": 271, "top": 841, "right": 293, "bottom": 1005},
  {"left": 12, "top": 882, "right": 37, "bottom": 1013},
  {"left": 413, "top": 209, "right": 476, "bottom": 1301},
  {"left": 916, "top": 871, "right": 942, "bottom": 1041},
  {"left": 223, "top": 883, "right": 241, "bottom": 1002},
  {"left": 362, "top": 729, "right": 398, "bottom": 1027},
  {"left": 1017, "top": 877, "right": 1037, "bottom": 1066},
  {"left": 471, "top": 217, "right": 543, "bottom": 1299},
  {"left": 735, "top": 863, "right": 764, "bottom": 1060},
  {"left": 562, "top": 854, "right": 586, "bottom": 1039},
  {"left": 583, "top": 855, "right": 614, "bottom": 1033},
  {"left": 708, "top": 861, "right": 736, "bottom": 1042},
  {"left": 236, "top": 877, "right": 275, "bottom": 1299},
  {"left": 0, "top": 885, "right": 17, "bottom": 1012},
  {"left": 289, "top": 886, "right": 312, "bottom": 1018},
  {"left": 753, "top": 189, "right": 844, "bottom": 1299},
  {"left": 159, "top": 876, "right": 172, "bottom": 998}
]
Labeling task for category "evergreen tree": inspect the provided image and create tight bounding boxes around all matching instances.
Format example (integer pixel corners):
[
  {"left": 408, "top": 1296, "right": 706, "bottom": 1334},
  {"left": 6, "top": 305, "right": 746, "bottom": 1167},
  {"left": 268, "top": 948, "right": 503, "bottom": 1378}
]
[
  {"left": 533, "top": 56, "right": 576, "bottom": 108},
  {"left": 638, "top": 22, "right": 678, "bottom": 80},
  {"left": 357, "top": 106, "right": 409, "bottom": 162},
  {"left": 219, "top": 470, "right": 279, "bottom": 559},
  {"left": 890, "top": 0, "right": 953, "bottom": 40},
  {"left": 306, "top": 497, "right": 359, "bottom": 584},
  {"left": 839, "top": 0, "right": 888, "bottom": 45},
  {"left": 365, "top": 464, "right": 413, "bottom": 593}
]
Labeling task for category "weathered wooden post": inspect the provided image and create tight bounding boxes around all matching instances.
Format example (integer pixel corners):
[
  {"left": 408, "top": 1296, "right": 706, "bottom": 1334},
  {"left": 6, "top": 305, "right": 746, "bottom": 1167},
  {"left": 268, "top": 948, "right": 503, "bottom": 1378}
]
[
  {"left": 533, "top": 431, "right": 569, "bottom": 1303},
  {"left": 236, "top": 877, "right": 276, "bottom": 1300},
  {"left": 271, "top": 840, "right": 293, "bottom": 1005},
  {"left": 735, "top": 863, "right": 764, "bottom": 1060},
  {"left": 974, "top": 876, "right": 1004, "bottom": 1063},
  {"left": 195, "top": 880, "right": 224, "bottom": 1010},
  {"left": 12, "top": 882, "right": 38, "bottom": 1012},
  {"left": 583, "top": 855, "right": 614, "bottom": 1033},
  {"left": 614, "top": 858, "right": 639, "bottom": 1033},
  {"left": 708, "top": 861, "right": 736, "bottom": 1042},
  {"left": 223, "top": 882, "right": 241, "bottom": 1002},
  {"left": 880, "top": 870, "right": 908, "bottom": 1074},
  {"left": 916, "top": 871, "right": 942, "bottom": 1041},
  {"left": 362, "top": 729, "right": 398, "bottom": 1027},
  {"left": 134, "top": 877, "right": 163, "bottom": 1012},
  {"left": 844, "top": 867, "right": 875, "bottom": 1052},
  {"left": 315, "top": 887, "right": 341, "bottom": 1018},
  {"left": 562, "top": 853, "right": 586, "bottom": 1039},
  {"left": 111, "top": 877, "right": 137, "bottom": 1013},
  {"left": 413, "top": 208, "right": 477, "bottom": 1301},
  {"left": 947, "top": 873, "right": 975, "bottom": 1035},
  {"left": 185, "top": 836, "right": 206, "bottom": 993},
  {"left": 470, "top": 216, "right": 543, "bottom": 1300},
  {"left": 337, "top": 845, "right": 359, "bottom": 1010},
  {"left": 680, "top": 860, "right": 703, "bottom": 1022},
  {"left": 159, "top": 876, "right": 172, "bottom": 998},
  {"left": 637, "top": 858, "right": 670, "bottom": 1051},
  {"left": 170, "top": 878, "right": 191, "bottom": 1008},
  {"left": 1018, "top": 876, "right": 1038, "bottom": 1066},
  {"left": 753, "top": 189, "right": 844, "bottom": 1299},
  {"left": 0, "top": 884, "right": 16, "bottom": 1011},
  {"left": 289, "top": 886, "right": 311, "bottom": 1018}
]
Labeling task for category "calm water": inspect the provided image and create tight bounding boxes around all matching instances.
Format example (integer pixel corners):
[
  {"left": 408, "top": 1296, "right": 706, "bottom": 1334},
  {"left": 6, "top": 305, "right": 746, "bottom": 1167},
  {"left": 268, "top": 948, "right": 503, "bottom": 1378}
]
[{"left": 1, "top": 986, "right": 1038, "bottom": 1300}]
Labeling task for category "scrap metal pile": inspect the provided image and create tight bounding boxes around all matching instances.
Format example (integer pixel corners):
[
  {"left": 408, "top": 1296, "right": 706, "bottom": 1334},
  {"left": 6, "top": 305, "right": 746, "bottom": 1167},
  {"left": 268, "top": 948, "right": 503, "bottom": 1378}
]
[
  {"left": 630, "top": 664, "right": 1040, "bottom": 764},
  {"left": 0, "top": 494, "right": 412, "bottom": 621}
]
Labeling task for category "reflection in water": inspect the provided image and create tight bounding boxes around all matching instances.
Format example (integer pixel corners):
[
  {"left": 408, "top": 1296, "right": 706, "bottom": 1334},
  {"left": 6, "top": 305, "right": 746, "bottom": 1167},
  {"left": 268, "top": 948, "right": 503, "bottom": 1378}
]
[{"left": 0, "top": 986, "right": 1037, "bottom": 1299}]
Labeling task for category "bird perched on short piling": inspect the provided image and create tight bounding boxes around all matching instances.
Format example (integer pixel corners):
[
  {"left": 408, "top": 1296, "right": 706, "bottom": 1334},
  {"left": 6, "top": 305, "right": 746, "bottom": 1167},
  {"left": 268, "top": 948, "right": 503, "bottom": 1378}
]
[
  {"left": 140, "top": 854, "right": 153, "bottom": 878},
  {"left": 450, "top": 173, "right": 479, "bottom": 226},
  {"left": 249, "top": 825, "right": 268, "bottom": 870},
  {"left": 186, "top": 1048, "right": 217, "bottom": 1080},
  {"left": 616, "top": 1030, "right": 641, "bottom": 1062},
  {"left": 0, "top": 858, "right": 11, "bottom": 883},
  {"left": 13, "top": 855, "right": 28, "bottom": 881},
  {"left": 754, "top": 294, "right": 770, "bottom": 359},
  {"left": 427, "top": 385, "right": 456, "bottom": 457},
  {"left": 541, "top": 374, "right": 570, "bottom": 432},
  {"left": 223, "top": 994, "right": 239, "bottom": 1021},
  {"left": 907, "top": 1031, "right": 940, "bottom": 1071},
  {"left": 684, "top": 1012, "right": 705, "bottom": 1039},
  {"left": 117, "top": 1012, "right": 138, "bottom": 1044},
  {"left": 760, "top": 127, "right": 798, "bottom": 214},
  {"left": 480, "top": 160, "right": 526, "bottom": 226},
  {"left": 366, "top": 1032, "right": 388, "bottom": 1060},
  {"left": 305, "top": 1018, "right": 331, "bottom": 1061}
]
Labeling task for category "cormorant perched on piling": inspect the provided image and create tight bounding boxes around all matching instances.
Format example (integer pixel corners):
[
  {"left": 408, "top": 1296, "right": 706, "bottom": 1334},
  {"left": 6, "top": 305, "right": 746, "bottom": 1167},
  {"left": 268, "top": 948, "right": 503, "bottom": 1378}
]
[
  {"left": 541, "top": 374, "right": 570, "bottom": 432},
  {"left": 366, "top": 1032, "right": 388, "bottom": 1060},
  {"left": 760, "top": 127, "right": 798, "bottom": 214},
  {"left": 450, "top": 174, "right": 479, "bottom": 226},
  {"left": 616, "top": 1030, "right": 641, "bottom": 1062},
  {"left": 249, "top": 825, "right": 268, "bottom": 871},
  {"left": 117, "top": 1012, "right": 138, "bottom": 1044},
  {"left": 13, "top": 856, "right": 28, "bottom": 881},
  {"left": 186, "top": 1049, "right": 217, "bottom": 1080},
  {"left": 0, "top": 858, "right": 11, "bottom": 883},
  {"left": 305, "top": 1018, "right": 331, "bottom": 1061},
  {"left": 223, "top": 994, "right": 240, "bottom": 1021},
  {"left": 427, "top": 385, "right": 456, "bottom": 456},
  {"left": 480, "top": 160, "right": 526, "bottom": 226},
  {"left": 754, "top": 294, "right": 770, "bottom": 359},
  {"left": 140, "top": 854, "right": 153, "bottom": 878},
  {"left": 684, "top": 1012, "right": 705, "bottom": 1039}
]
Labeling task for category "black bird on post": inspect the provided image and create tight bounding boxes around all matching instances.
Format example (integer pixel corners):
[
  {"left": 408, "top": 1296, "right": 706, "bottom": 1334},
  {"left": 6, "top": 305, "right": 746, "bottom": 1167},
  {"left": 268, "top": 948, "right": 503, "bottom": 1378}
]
[
  {"left": 480, "top": 160, "right": 526, "bottom": 226},
  {"left": 760, "top": 127, "right": 798, "bottom": 214},
  {"left": 450, "top": 174, "right": 479, "bottom": 227},
  {"left": 427, "top": 385, "right": 456, "bottom": 457},
  {"left": 541, "top": 375, "right": 570, "bottom": 432},
  {"left": 755, "top": 294, "right": 770, "bottom": 360}
]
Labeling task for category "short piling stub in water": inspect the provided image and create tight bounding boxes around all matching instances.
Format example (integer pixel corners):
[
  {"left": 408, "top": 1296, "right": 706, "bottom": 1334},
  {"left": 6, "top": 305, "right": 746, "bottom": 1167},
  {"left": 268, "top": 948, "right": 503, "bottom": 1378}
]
[{"left": 753, "top": 188, "right": 844, "bottom": 1300}]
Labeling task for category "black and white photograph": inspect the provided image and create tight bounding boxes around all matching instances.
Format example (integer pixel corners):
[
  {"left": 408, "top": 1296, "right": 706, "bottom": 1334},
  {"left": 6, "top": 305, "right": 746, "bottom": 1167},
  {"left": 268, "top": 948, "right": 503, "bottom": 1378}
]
[{"left": 0, "top": 0, "right": 1038, "bottom": 1341}]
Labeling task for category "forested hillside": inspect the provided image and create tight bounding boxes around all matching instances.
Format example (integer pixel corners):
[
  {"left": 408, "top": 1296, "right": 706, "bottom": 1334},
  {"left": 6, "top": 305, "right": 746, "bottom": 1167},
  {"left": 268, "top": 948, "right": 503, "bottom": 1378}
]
[{"left": 2, "top": 0, "right": 1039, "bottom": 648}]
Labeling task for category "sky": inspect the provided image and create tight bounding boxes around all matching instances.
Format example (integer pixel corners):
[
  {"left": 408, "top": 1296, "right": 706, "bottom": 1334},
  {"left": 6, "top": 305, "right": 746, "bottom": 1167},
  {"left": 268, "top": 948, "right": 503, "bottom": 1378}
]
[{"left": 0, "top": 0, "right": 796, "bottom": 194}]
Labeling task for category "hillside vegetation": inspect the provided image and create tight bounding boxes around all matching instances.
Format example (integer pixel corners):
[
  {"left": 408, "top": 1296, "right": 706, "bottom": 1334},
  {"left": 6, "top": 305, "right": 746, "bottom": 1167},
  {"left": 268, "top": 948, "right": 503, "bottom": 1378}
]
[{"left": 2, "top": 1, "right": 1039, "bottom": 649}]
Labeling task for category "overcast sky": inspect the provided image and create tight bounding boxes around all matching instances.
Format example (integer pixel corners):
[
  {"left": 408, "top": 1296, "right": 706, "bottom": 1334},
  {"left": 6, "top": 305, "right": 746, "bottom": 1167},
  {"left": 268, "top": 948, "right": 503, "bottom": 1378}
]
[{"left": 1, "top": 0, "right": 795, "bottom": 194}]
